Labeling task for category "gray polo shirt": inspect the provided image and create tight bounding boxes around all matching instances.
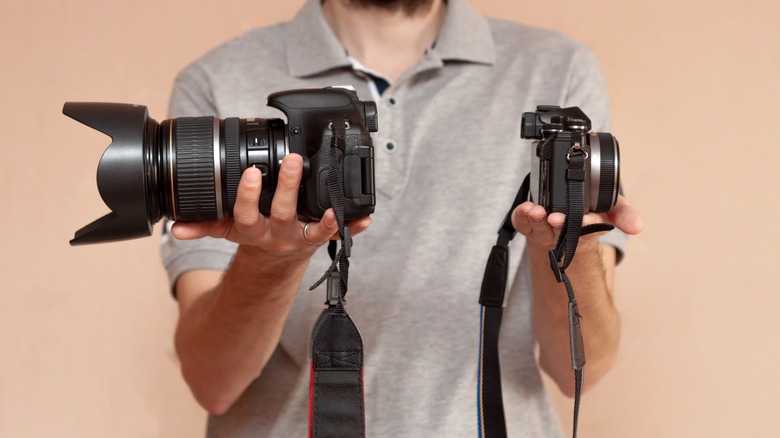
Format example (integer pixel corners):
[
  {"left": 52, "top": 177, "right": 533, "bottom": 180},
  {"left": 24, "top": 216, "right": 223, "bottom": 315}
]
[{"left": 163, "top": 0, "right": 626, "bottom": 436}]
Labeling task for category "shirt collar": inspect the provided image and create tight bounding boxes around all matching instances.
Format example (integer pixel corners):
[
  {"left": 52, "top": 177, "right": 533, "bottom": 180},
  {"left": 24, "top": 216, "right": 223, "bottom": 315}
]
[
  {"left": 432, "top": 0, "right": 495, "bottom": 65},
  {"left": 285, "top": 0, "right": 352, "bottom": 77},
  {"left": 285, "top": 0, "right": 495, "bottom": 78}
]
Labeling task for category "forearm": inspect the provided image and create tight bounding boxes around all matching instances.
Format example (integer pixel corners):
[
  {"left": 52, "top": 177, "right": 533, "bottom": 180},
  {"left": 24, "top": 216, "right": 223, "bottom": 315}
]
[
  {"left": 174, "top": 245, "right": 309, "bottom": 414},
  {"left": 530, "top": 237, "right": 620, "bottom": 397}
]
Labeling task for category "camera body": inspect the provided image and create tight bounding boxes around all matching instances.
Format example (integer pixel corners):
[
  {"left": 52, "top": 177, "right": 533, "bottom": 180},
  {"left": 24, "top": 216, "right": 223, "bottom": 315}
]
[
  {"left": 252, "top": 87, "right": 377, "bottom": 220},
  {"left": 521, "top": 105, "right": 620, "bottom": 214},
  {"left": 64, "top": 86, "right": 377, "bottom": 245}
]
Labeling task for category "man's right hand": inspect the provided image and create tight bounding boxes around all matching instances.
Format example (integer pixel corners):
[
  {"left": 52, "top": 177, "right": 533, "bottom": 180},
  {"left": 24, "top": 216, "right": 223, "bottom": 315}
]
[{"left": 170, "top": 153, "right": 371, "bottom": 258}]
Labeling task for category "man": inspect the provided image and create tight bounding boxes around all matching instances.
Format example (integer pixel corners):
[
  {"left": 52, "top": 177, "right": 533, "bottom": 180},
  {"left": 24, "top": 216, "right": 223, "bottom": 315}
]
[{"left": 163, "top": 0, "right": 644, "bottom": 436}]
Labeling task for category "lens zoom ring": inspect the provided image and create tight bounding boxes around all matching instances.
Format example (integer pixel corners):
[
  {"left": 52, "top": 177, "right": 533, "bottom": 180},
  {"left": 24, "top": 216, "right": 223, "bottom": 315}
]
[
  {"left": 597, "top": 133, "right": 616, "bottom": 212},
  {"left": 224, "top": 118, "right": 242, "bottom": 214},
  {"left": 175, "top": 117, "right": 217, "bottom": 221}
]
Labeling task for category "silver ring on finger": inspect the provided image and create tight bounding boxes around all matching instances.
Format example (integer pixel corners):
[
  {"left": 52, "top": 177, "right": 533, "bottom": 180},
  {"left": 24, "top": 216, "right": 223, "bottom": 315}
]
[{"left": 302, "top": 221, "right": 317, "bottom": 245}]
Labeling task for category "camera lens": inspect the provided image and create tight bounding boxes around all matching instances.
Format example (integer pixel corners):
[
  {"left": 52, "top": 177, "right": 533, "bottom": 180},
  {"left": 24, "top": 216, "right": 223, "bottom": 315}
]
[
  {"left": 63, "top": 102, "right": 287, "bottom": 244},
  {"left": 154, "top": 116, "right": 287, "bottom": 222},
  {"left": 588, "top": 132, "right": 620, "bottom": 213}
]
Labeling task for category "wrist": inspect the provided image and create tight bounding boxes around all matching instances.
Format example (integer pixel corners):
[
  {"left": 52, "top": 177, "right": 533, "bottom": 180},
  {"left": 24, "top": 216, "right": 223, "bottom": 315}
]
[
  {"left": 526, "top": 233, "right": 601, "bottom": 255},
  {"left": 571, "top": 235, "right": 601, "bottom": 254},
  {"left": 235, "top": 243, "right": 315, "bottom": 267},
  {"left": 224, "top": 244, "right": 312, "bottom": 300}
]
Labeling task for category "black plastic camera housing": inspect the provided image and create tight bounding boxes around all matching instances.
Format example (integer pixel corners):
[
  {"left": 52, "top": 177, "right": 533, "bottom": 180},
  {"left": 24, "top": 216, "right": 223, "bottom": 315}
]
[
  {"left": 521, "top": 105, "right": 620, "bottom": 214},
  {"left": 64, "top": 86, "right": 377, "bottom": 245}
]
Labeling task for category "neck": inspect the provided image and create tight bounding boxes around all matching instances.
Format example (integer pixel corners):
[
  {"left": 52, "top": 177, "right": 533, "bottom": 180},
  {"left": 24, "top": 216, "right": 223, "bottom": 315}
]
[{"left": 322, "top": 0, "right": 447, "bottom": 82}]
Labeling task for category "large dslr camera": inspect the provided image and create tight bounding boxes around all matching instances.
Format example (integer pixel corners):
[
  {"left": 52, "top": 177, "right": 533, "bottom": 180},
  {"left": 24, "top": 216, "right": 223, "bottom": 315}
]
[
  {"left": 64, "top": 87, "right": 377, "bottom": 245},
  {"left": 521, "top": 105, "right": 620, "bottom": 214}
]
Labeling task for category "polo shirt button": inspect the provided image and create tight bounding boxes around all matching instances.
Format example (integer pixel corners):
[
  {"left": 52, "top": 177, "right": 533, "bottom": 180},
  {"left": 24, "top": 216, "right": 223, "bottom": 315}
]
[
  {"left": 385, "top": 140, "right": 397, "bottom": 153},
  {"left": 387, "top": 96, "right": 398, "bottom": 106}
]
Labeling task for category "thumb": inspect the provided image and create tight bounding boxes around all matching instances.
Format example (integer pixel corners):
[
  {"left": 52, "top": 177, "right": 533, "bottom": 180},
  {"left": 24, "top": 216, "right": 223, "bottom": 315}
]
[{"left": 609, "top": 197, "right": 644, "bottom": 235}]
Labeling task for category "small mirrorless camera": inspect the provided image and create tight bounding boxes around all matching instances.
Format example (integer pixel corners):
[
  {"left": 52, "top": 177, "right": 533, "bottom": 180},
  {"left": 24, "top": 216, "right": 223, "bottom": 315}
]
[{"left": 521, "top": 105, "right": 620, "bottom": 214}]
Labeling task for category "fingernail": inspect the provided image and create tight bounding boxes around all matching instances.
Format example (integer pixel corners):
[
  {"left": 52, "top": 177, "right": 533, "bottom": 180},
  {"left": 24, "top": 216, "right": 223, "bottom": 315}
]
[
  {"left": 326, "top": 213, "right": 337, "bottom": 228},
  {"left": 244, "top": 168, "right": 260, "bottom": 184},
  {"left": 285, "top": 157, "right": 302, "bottom": 172}
]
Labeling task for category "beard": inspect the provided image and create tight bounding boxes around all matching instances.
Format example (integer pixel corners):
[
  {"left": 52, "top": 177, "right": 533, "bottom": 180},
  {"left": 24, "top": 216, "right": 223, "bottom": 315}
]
[{"left": 345, "top": 0, "right": 437, "bottom": 15}]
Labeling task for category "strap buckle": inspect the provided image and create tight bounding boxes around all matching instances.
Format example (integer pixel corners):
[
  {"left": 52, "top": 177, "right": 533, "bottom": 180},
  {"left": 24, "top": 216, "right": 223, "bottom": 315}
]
[
  {"left": 342, "top": 226, "right": 352, "bottom": 258},
  {"left": 566, "top": 142, "right": 589, "bottom": 162},
  {"left": 325, "top": 270, "right": 342, "bottom": 306}
]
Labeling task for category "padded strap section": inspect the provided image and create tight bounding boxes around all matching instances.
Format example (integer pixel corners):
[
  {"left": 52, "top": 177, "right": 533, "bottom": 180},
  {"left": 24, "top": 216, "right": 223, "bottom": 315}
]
[
  {"left": 310, "top": 308, "right": 365, "bottom": 438},
  {"left": 479, "top": 245, "right": 509, "bottom": 308}
]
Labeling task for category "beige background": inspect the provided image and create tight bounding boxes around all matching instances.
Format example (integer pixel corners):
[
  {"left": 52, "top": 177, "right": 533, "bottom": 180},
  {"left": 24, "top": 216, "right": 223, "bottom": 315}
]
[{"left": 1, "top": 0, "right": 778, "bottom": 436}]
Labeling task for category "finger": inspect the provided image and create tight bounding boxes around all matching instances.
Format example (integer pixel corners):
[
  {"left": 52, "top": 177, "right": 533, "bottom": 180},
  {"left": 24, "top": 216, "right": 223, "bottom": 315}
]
[
  {"left": 305, "top": 211, "right": 373, "bottom": 244},
  {"left": 512, "top": 202, "right": 558, "bottom": 249},
  {"left": 513, "top": 202, "right": 556, "bottom": 241},
  {"left": 269, "top": 155, "right": 303, "bottom": 228},
  {"left": 511, "top": 202, "right": 536, "bottom": 235},
  {"left": 525, "top": 204, "right": 556, "bottom": 238},
  {"left": 302, "top": 209, "right": 339, "bottom": 244},
  {"left": 170, "top": 221, "right": 210, "bottom": 240},
  {"left": 546, "top": 212, "right": 565, "bottom": 229},
  {"left": 232, "top": 167, "right": 265, "bottom": 240},
  {"left": 170, "top": 219, "right": 232, "bottom": 240},
  {"left": 346, "top": 216, "right": 372, "bottom": 237},
  {"left": 609, "top": 196, "right": 644, "bottom": 235}
]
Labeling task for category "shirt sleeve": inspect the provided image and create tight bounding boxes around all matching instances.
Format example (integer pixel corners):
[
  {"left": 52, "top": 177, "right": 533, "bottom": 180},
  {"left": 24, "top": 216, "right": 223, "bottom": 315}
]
[
  {"left": 160, "top": 63, "right": 235, "bottom": 297},
  {"left": 167, "top": 63, "right": 220, "bottom": 118},
  {"left": 160, "top": 221, "right": 238, "bottom": 296}
]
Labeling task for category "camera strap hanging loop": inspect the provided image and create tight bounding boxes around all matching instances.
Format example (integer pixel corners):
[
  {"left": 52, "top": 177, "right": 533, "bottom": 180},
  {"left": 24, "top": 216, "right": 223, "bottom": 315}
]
[
  {"left": 309, "top": 119, "right": 353, "bottom": 296},
  {"left": 553, "top": 149, "right": 588, "bottom": 438},
  {"left": 478, "top": 148, "right": 613, "bottom": 438},
  {"left": 307, "top": 120, "right": 365, "bottom": 438},
  {"left": 547, "top": 148, "right": 614, "bottom": 437},
  {"left": 476, "top": 175, "right": 530, "bottom": 438},
  {"left": 556, "top": 147, "right": 586, "bottom": 272}
]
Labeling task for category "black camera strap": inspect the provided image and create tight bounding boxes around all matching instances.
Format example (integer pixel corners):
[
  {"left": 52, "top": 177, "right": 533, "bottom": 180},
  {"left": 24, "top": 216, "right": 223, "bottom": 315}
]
[
  {"left": 307, "top": 120, "right": 365, "bottom": 438},
  {"left": 478, "top": 145, "right": 613, "bottom": 438},
  {"left": 553, "top": 148, "right": 587, "bottom": 438},
  {"left": 477, "top": 175, "right": 529, "bottom": 438}
]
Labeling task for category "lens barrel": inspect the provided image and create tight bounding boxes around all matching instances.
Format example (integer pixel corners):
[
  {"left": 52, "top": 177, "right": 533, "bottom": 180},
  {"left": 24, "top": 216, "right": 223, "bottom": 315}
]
[
  {"left": 155, "top": 116, "right": 286, "bottom": 222},
  {"left": 588, "top": 132, "right": 620, "bottom": 213}
]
